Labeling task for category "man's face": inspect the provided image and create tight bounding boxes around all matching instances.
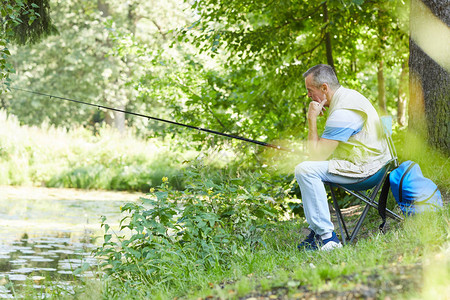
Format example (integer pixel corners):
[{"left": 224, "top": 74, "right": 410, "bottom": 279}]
[{"left": 305, "top": 74, "right": 326, "bottom": 104}]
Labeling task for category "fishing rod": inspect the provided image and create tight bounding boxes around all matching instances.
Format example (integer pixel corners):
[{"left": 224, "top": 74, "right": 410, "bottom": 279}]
[{"left": 11, "top": 87, "right": 292, "bottom": 151}]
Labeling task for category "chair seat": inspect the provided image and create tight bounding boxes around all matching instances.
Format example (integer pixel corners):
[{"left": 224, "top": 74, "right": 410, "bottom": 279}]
[
  {"left": 340, "top": 165, "right": 389, "bottom": 191},
  {"left": 326, "top": 164, "right": 389, "bottom": 191}
]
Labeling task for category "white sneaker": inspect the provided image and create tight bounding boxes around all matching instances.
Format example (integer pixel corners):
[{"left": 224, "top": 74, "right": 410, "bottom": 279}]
[{"left": 319, "top": 232, "right": 343, "bottom": 251}]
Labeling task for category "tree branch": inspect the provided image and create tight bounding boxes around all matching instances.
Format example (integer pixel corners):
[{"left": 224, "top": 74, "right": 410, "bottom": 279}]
[
  {"left": 174, "top": 76, "right": 229, "bottom": 132},
  {"left": 295, "top": 34, "right": 326, "bottom": 60},
  {"left": 150, "top": 19, "right": 167, "bottom": 40}
]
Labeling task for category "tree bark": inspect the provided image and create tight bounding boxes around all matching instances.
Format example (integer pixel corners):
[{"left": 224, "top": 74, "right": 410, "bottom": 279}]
[
  {"left": 409, "top": 0, "right": 450, "bottom": 154},
  {"left": 397, "top": 59, "right": 408, "bottom": 127},
  {"left": 323, "top": 2, "right": 335, "bottom": 70},
  {"left": 97, "top": 0, "right": 127, "bottom": 133},
  {"left": 377, "top": 60, "right": 387, "bottom": 114},
  {"left": 97, "top": 0, "right": 110, "bottom": 17}
]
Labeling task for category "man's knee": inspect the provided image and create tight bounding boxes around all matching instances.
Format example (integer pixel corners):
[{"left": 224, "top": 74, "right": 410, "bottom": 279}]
[
  {"left": 295, "top": 161, "right": 311, "bottom": 175},
  {"left": 295, "top": 161, "right": 315, "bottom": 178}
]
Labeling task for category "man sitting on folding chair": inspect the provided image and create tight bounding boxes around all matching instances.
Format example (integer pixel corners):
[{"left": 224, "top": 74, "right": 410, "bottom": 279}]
[{"left": 295, "top": 64, "right": 391, "bottom": 251}]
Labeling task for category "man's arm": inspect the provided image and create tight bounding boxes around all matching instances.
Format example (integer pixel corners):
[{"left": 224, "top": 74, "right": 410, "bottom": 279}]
[{"left": 307, "top": 100, "right": 339, "bottom": 161}]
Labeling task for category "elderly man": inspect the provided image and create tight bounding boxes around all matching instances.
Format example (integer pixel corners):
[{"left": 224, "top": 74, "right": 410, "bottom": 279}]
[{"left": 295, "top": 64, "right": 390, "bottom": 251}]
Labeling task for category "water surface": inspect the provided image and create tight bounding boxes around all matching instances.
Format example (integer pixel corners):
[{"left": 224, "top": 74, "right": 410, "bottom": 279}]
[{"left": 0, "top": 186, "right": 142, "bottom": 298}]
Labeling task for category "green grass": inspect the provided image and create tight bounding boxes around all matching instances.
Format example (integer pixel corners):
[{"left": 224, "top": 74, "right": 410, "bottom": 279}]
[
  {"left": 1, "top": 109, "right": 448, "bottom": 193},
  {"left": 29, "top": 195, "right": 442, "bottom": 300},
  {"left": 188, "top": 207, "right": 450, "bottom": 300}
]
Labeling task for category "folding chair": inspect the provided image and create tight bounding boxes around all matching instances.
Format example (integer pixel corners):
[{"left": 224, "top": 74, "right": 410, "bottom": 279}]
[{"left": 324, "top": 116, "right": 404, "bottom": 245}]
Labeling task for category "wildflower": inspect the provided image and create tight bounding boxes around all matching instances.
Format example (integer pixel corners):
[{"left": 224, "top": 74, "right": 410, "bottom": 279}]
[
  {"left": 162, "top": 177, "right": 168, "bottom": 183},
  {"left": 150, "top": 188, "right": 155, "bottom": 193}
]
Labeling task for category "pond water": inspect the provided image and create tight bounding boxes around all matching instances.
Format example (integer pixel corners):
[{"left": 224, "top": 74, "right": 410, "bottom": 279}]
[{"left": 0, "top": 186, "right": 142, "bottom": 298}]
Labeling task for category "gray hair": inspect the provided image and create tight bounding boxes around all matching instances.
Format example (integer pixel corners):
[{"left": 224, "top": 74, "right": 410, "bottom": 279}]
[{"left": 303, "top": 64, "right": 341, "bottom": 91}]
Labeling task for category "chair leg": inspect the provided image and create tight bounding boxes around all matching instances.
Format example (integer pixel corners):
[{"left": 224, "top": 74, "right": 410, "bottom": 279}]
[
  {"left": 385, "top": 208, "right": 404, "bottom": 221},
  {"left": 341, "top": 188, "right": 404, "bottom": 221},
  {"left": 329, "top": 186, "right": 350, "bottom": 245},
  {"left": 344, "top": 189, "right": 404, "bottom": 222},
  {"left": 349, "top": 203, "right": 371, "bottom": 243},
  {"left": 327, "top": 179, "right": 403, "bottom": 245}
]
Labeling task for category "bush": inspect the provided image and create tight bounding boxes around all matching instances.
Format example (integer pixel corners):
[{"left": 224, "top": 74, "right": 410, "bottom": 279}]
[
  {"left": 94, "top": 165, "right": 284, "bottom": 296},
  {"left": 0, "top": 109, "right": 193, "bottom": 191}
]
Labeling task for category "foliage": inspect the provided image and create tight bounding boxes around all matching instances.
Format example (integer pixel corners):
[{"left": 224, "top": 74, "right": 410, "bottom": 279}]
[
  {"left": 0, "top": 109, "right": 193, "bottom": 191},
  {"left": 3, "top": 0, "right": 411, "bottom": 154},
  {"left": 4, "top": 0, "right": 136, "bottom": 127},
  {"left": 1, "top": 1, "right": 35, "bottom": 90},
  {"left": 1, "top": 99, "right": 448, "bottom": 300},
  {"left": 95, "top": 166, "right": 283, "bottom": 296},
  {"left": 0, "top": 108, "right": 304, "bottom": 194},
  {"left": 170, "top": 0, "right": 409, "bottom": 148},
  {"left": 6, "top": 0, "right": 57, "bottom": 45},
  {"left": 2, "top": 0, "right": 193, "bottom": 130},
  {"left": 1, "top": 0, "right": 55, "bottom": 92},
  {"left": 0, "top": 1, "right": 448, "bottom": 298}
]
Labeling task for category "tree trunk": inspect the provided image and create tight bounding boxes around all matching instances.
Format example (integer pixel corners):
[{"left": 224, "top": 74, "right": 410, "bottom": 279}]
[
  {"left": 97, "top": 0, "right": 110, "bottom": 17},
  {"left": 377, "top": 60, "right": 387, "bottom": 114},
  {"left": 409, "top": 0, "right": 450, "bottom": 154},
  {"left": 114, "top": 105, "right": 126, "bottom": 134},
  {"left": 104, "top": 110, "right": 114, "bottom": 127},
  {"left": 127, "top": 2, "right": 138, "bottom": 35},
  {"left": 97, "top": 0, "right": 127, "bottom": 133},
  {"left": 397, "top": 59, "right": 408, "bottom": 127},
  {"left": 323, "top": 2, "right": 335, "bottom": 70}
]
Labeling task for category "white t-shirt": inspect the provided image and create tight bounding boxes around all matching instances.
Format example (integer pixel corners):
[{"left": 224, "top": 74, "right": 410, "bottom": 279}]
[{"left": 321, "top": 109, "right": 365, "bottom": 142}]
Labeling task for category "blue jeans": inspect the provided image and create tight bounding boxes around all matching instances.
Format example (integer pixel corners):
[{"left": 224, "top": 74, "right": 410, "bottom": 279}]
[{"left": 295, "top": 161, "right": 361, "bottom": 236}]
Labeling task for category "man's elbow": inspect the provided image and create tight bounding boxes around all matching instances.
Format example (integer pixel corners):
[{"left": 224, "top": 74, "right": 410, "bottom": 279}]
[
  {"left": 308, "top": 139, "right": 339, "bottom": 161},
  {"left": 308, "top": 151, "right": 333, "bottom": 161}
]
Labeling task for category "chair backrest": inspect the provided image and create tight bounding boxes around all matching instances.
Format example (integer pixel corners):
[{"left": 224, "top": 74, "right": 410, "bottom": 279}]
[{"left": 380, "top": 116, "right": 398, "bottom": 167}]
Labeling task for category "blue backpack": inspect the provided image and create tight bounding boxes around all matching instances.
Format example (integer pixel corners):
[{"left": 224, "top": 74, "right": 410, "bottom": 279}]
[{"left": 378, "top": 160, "right": 443, "bottom": 229}]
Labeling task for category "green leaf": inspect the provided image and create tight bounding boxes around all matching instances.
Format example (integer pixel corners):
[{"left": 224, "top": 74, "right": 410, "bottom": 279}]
[
  {"left": 104, "top": 234, "right": 112, "bottom": 243},
  {"left": 155, "top": 191, "right": 168, "bottom": 201},
  {"left": 28, "top": 17, "right": 36, "bottom": 26}
]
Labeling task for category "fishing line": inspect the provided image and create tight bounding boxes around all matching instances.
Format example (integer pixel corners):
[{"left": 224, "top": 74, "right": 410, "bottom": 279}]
[{"left": 11, "top": 87, "right": 291, "bottom": 151}]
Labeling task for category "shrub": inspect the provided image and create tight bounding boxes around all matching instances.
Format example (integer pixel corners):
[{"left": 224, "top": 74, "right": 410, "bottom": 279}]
[{"left": 94, "top": 165, "right": 284, "bottom": 296}]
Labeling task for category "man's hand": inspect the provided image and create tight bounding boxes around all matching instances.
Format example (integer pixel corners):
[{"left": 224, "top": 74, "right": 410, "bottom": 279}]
[
  {"left": 306, "top": 98, "right": 336, "bottom": 160},
  {"left": 307, "top": 98, "right": 327, "bottom": 120}
]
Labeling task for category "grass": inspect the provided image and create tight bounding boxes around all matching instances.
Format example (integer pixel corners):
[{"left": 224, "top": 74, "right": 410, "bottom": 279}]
[
  {"left": 82, "top": 193, "right": 446, "bottom": 299},
  {"left": 1, "top": 108, "right": 448, "bottom": 193},
  {"left": 184, "top": 207, "right": 450, "bottom": 300}
]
